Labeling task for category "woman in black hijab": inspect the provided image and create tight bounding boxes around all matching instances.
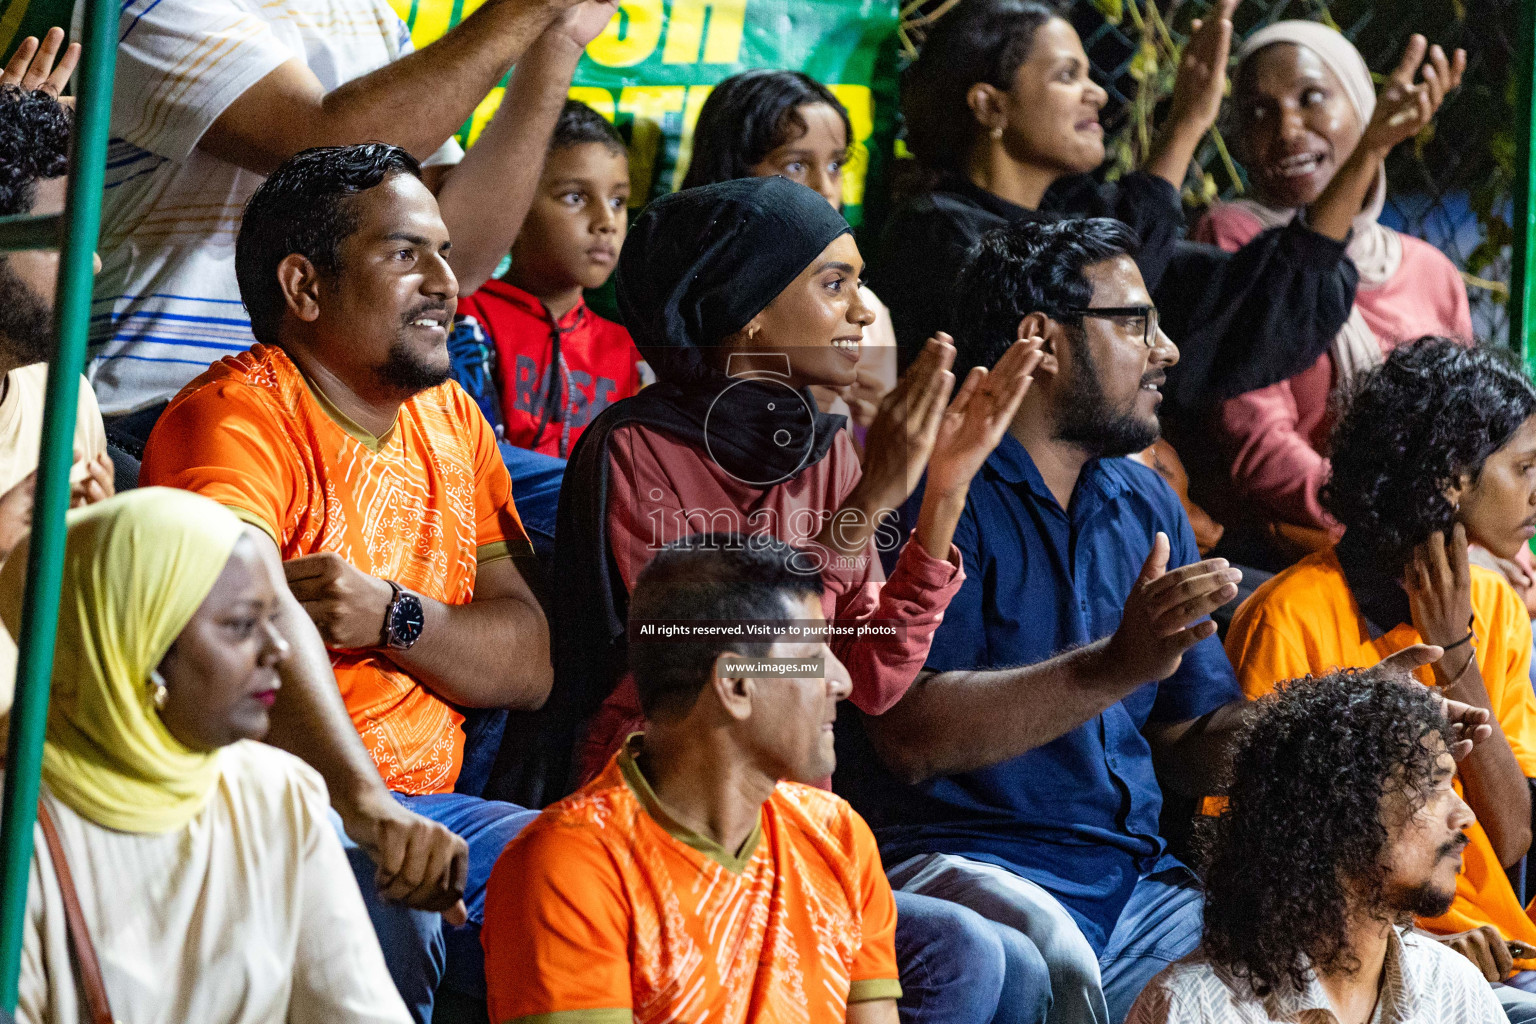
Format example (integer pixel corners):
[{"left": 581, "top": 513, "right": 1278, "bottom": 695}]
[{"left": 550, "top": 175, "right": 1038, "bottom": 776}]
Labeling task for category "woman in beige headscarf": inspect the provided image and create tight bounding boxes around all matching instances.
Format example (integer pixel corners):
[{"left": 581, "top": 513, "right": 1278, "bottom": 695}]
[
  {"left": 8, "top": 488, "right": 409, "bottom": 1024},
  {"left": 1195, "top": 23, "right": 1468, "bottom": 550}
]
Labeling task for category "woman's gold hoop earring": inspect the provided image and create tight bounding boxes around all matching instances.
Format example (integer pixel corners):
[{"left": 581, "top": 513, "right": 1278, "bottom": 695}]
[{"left": 149, "top": 668, "right": 169, "bottom": 711}]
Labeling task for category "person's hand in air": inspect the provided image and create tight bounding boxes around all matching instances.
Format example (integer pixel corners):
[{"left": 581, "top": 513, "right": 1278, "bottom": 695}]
[
  {"left": 546, "top": 0, "right": 621, "bottom": 51},
  {"left": 855, "top": 334, "right": 962, "bottom": 512},
  {"left": 1100, "top": 532, "right": 1241, "bottom": 685},
  {"left": 1359, "top": 34, "right": 1466, "bottom": 157},
  {"left": 1374, "top": 643, "right": 1493, "bottom": 760},
  {"left": 2, "top": 28, "right": 80, "bottom": 102},
  {"left": 1166, "top": 0, "right": 1238, "bottom": 138},
  {"left": 925, "top": 332, "right": 1044, "bottom": 499}
]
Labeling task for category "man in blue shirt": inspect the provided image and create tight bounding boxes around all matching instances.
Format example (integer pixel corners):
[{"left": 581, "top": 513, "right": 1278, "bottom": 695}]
[{"left": 839, "top": 218, "right": 1250, "bottom": 1024}]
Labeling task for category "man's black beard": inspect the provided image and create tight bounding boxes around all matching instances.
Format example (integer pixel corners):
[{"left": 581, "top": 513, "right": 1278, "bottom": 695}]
[
  {"left": 1052, "top": 334, "right": 1159, "bottom": 458},
  {"left": 375, "top": 317, "right": 452, "bottom": 396},
  {"left": 1382, "top": 836, "right": 1467, "bottom": 920},
  {"left": 0, "top": 261, "right": 54, "bottom": 368}
]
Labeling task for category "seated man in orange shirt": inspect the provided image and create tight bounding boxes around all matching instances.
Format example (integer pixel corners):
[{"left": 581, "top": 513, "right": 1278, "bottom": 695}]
[
  {"left": 482, "top": 534, "right": 901, "bottom": 1024},
  {"left": 1226, "top": 337, "right": 1536, "bottom": 1015},
  {"left": 140, "top": 143, "right": 552, "bottom": 1021}
]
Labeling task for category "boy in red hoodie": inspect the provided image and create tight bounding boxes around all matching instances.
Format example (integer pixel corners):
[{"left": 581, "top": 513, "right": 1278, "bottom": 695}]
[{"left": 454, "top": 100, "right": 644, "bottom": 459}]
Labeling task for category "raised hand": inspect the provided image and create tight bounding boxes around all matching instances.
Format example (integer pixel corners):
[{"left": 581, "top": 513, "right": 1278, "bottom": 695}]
[
  {"left": 1167, "top": 0, "right": 1238, "bottom": 136},
  {"left": 1360, "top": 35, "right": 1466, "bottom": 155},
  {"left": 926, "top": 333, "right": 1044, "bottom": 497},
  {"left": 2, "top": 28, "right": 80, "bottom": 100},
  {"left": 1101, "top": 532, "right": 1241, "bottom": 685},
  {"left": 549, "top": 0, "right": 621, "bottom": 50},
  {"left": 1406, "top": 525, "right": 1475, "bottom": 651},
  {"left": 858, "top": 334, "right": 960, "bottom": 511}
]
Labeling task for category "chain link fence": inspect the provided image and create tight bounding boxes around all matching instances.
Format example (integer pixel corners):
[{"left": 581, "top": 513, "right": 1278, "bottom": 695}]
[{"left": 901, "top": 0, "right": 1522, "bottom": 347}]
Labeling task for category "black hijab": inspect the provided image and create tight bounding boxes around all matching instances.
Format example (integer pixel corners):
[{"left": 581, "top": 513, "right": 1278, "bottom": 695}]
[{"left": 531, "top": 178, "right": 854, "bottom": 802}]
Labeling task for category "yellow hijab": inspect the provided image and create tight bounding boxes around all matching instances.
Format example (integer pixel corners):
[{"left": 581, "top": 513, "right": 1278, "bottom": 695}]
[{"left": 0, "top": 488, "right": 244, "bottom": 833}]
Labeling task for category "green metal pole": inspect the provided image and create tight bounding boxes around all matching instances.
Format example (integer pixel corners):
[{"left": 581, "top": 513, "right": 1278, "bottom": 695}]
[
  {"left": 1515, "top": 0, "right": 1536, "bottom": 370},
  {"left": 0, "top": 0, "right": 118, "bottom": 1010}
]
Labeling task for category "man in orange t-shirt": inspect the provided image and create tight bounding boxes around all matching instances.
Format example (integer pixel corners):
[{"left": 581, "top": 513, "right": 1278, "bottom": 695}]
[
  {"left": 1226, "top": 339, "right": 1536, "bottom": 1011},
  {"left": 483, "top": 535, "right": 901, "bottom": 1024},
  {"left": 141, "top": 145, "right": 552, "bottom": 1021}
]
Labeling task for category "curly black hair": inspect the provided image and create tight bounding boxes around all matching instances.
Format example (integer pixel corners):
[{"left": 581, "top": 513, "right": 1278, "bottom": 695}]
[
  {"left": 235, "top": 143, "right": 421, "bottom": 346},
  {"left": 1200, "top": 667, "right": 1452, "bottom": 998},
  {"left": 901, "top": 0, "right": 1062, "bottom": 173},
  {"left": 0, "top": 84, "right": 72, "bottom": 218},
  {"left": 680, "top": 70, "right": 852, "bottom": 192},
  {"left": 949, "top": 217, "right": 1138, "bottom": 378},
  {"left": 1322, "top": 337, "right": 1536, "bottom": 572}
]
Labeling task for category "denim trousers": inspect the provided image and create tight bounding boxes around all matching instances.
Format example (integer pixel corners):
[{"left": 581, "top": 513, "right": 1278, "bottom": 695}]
[
  {"left": 895, "top": 889, "right": 1054, "bottom": 1024},
  {"left": 889, "top": 852, "right": 1204, "bottom": 1024},
  {"left": 333, "top": 792, "right": 540, "bottom": 1024}
]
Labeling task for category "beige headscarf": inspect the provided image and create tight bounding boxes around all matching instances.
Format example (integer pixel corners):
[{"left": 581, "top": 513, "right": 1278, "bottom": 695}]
[{"left": 1231, "top": 20, "right": 1403, "bottom": 387}]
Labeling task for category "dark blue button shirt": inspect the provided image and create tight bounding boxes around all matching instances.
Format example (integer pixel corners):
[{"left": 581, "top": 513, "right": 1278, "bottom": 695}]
[{"left": 836, "top": 435, "right": 1241, "bottom": 952}]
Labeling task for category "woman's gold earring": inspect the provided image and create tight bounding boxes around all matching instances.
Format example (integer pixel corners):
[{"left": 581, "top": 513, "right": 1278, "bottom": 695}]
[
  {"left": 150, "top": 669, "right": 169, "bottom": 711},
  {"left": 991, "top": 125, "right": 1005, "bottom": 140}
]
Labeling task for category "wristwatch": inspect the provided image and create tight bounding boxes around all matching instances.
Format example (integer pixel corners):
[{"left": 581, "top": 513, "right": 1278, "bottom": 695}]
[{"left": 383, "top": 580, "right": 425, "bottom": 650}]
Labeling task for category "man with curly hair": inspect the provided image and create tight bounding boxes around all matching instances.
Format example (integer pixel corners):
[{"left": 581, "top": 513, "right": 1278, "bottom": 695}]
[
  {"left": 1227, "top": 337, "right": 1536, "bottom": 1015},
  {"left": 1128, "top": 667, "right": 1505, "bottom": 1024}
]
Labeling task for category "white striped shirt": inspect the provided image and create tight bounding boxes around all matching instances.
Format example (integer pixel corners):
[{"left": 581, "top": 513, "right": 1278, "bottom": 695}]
[{"left": 81, "top": 0, "right": 461, "bottom": 415}]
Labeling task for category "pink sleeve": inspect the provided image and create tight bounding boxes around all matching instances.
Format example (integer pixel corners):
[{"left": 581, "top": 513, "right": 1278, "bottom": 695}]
[
  {"left": 831, "top": 537, "right": 964, "bottom": 716},
  {"left": 1216, "top": 380, "right": 1336, "bottom": 531},
  {"left": 1192, "top": 205, "right": 1264, "bottom": 253}
]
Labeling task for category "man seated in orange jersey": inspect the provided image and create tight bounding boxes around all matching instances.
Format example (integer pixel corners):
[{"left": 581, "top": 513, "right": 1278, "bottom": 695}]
[
  {"left": 482, "top": 534, "right": 901, "bottom": 1024},
  {"left": 1226, "top": 337, "right": 1536, "bottom": 1016},
  {"left": 139, "top": 143, "right": 552, "bottom": 1022}
]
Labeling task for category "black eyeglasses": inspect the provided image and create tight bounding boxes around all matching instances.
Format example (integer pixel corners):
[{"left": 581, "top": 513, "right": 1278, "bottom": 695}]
[{"left": 1069, "top": 305, "right": 1160, "bottom": 348}]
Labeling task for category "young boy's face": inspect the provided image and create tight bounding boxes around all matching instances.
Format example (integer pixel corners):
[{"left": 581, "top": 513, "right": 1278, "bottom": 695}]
[{"left": 511, "top": 141, "right": 631, "bottom": 294}]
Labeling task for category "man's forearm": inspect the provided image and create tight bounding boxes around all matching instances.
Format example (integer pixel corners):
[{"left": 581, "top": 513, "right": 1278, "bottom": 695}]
[
  {"left": 201, "top": 0, "right": 566, "bottom": 174},
  {"left": 438, "top": 29, "right": 584, "bottom": 295},
  {"left": 253, "top": 535, "right": 395, "bottom": 834},
  {"left": 863, "top": 640, "right": 1150, "bottom": 784},
  {"left": 384, "top": 593, "right": 552, "bottom": 710},
  {"left": 1145, "top": 700, "right": 1251, "bottom": 798}
]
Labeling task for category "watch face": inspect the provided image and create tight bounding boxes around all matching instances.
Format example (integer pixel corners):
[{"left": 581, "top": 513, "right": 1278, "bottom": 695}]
[{"left": 390, "top": 593, "right": 425, "bottom": 648}]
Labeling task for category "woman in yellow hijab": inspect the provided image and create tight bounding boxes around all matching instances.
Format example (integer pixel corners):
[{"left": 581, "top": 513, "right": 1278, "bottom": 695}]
[{"left": 9, "top": 488, "right": 410, "bottom": 1024}]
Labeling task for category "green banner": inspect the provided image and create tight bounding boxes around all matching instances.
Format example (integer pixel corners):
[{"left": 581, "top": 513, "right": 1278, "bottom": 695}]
[{"left": 393, "top": 0, "right": 900, "bottom": 225}]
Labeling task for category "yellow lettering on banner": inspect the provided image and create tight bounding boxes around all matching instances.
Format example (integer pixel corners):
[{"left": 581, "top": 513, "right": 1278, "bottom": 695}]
[
  {"left": 827, "top": 84, "right": 874, "bottom": 207},
  {"left": 619, "top": 86, "right": 687, "bottom": 203},
  {"left": 671, "top": 85, "right": 716, "bottom": 190},
  {"left": 569, "top": 87, "right": 618, "bottom": 123},
  {"left": 587, "top": 0, "right": 665, "bottom": 67},
  {"left": 661, "top": 0, "right": 747, "bottom": 65}
]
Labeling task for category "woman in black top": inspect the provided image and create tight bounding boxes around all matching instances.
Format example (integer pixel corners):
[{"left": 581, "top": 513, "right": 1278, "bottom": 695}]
[{"left": 873, "top": 0, "right": 1414, "bottom": 417}]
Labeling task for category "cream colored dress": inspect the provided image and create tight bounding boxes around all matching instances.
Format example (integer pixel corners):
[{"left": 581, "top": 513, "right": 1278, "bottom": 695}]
[{"left": 15, "top": 740, "right": 410, "bottom": 1024}]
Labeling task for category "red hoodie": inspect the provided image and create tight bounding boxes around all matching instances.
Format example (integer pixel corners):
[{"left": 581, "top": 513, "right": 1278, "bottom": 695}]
[{"left": 456, "top": 279, "right": 644, "bottom": 457}]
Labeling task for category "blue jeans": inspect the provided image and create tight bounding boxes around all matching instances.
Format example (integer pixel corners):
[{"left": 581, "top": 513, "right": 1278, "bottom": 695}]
[
  {"left": 890, "top": 853, "right": 1202, "bottom": 1024},
  {"left": 895, "top": 890, "right": 1053, "bottom": 1024},
  {"left": 498, "top": 443, "right": 564, "bottom": 564},
  {"left": 333, "top": 793, "right": 540, "bottom": 1024}
]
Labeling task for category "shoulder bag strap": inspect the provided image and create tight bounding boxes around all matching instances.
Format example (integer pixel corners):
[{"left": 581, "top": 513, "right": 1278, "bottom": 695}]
[{"left": 35, "top": 800, "right": 115, "bottom": 1024}]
